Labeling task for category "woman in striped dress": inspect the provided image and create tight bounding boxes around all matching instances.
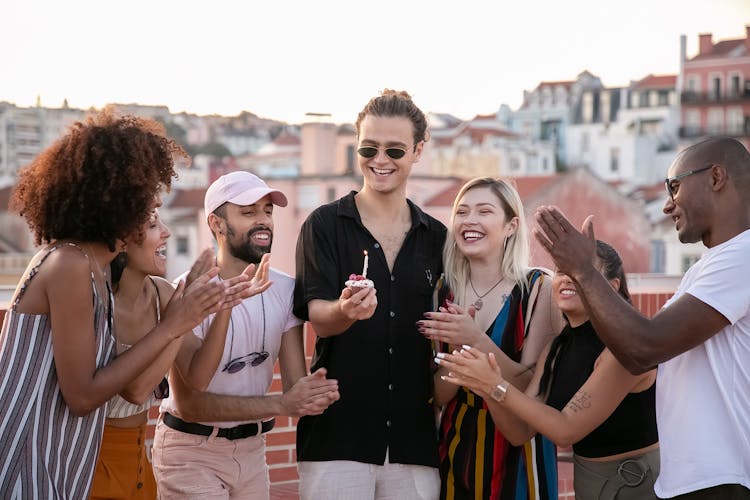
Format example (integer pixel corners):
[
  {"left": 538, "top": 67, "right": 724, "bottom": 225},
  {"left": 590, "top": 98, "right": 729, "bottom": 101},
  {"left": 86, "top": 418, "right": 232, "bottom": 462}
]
[
  {"left": 0, "top": 110, "right": 234, "bottom": 499},
  {"left": 419, "top": 177, "right": 563, "bottom": 499}
]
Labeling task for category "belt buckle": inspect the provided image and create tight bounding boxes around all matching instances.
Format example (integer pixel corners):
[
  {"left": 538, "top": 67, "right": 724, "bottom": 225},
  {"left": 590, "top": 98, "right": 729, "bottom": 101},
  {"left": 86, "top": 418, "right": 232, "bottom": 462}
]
[
  {"left": 617, "top": 459, "right": 646, "bottom": 487},
  {"left": 225, "top": 426, "right": 245, "bottom": 440}
]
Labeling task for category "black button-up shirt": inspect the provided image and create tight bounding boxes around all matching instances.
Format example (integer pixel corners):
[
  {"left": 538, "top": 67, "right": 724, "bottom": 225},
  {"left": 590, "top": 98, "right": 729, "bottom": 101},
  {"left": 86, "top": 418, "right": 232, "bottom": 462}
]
[{"left": 293, "top": 191, "right": 446, "bottom": 466}]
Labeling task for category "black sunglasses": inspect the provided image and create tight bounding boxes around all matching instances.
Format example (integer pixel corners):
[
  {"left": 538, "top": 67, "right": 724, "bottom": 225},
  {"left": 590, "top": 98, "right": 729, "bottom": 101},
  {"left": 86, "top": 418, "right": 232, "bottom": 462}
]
[
  {"left": 357, "top": 144, "right": 415, "bottom": 160},
  {"left": 223, "top": 350, "right": 270, "bottom": 373},
  {"left": 664, "top": 164, "right": 713, "bottom": 202},
  {"left": 221, "top": 293, "right": 268, "bottom": 374},
  {"left": 153, "top": 377, "right": 170, "bottom": 399}
]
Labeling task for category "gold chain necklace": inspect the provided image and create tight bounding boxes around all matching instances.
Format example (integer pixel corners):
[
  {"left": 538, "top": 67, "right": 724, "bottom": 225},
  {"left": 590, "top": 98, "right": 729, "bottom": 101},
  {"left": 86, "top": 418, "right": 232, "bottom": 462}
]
[{"left": 469, "top": 275, "right": 505, "bottom": 311}]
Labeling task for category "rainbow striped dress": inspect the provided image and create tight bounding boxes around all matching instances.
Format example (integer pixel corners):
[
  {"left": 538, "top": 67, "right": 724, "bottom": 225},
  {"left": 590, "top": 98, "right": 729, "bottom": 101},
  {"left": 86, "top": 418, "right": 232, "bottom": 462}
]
[{"left": 438, "top": 270, "right": 558, "bottom": 500}]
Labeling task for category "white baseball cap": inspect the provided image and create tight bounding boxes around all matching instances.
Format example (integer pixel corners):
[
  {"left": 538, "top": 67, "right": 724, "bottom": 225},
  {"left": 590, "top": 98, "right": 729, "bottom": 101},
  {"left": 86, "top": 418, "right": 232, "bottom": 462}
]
[{"left": 204, "top": 171, "right": 288, "bottom": 217}]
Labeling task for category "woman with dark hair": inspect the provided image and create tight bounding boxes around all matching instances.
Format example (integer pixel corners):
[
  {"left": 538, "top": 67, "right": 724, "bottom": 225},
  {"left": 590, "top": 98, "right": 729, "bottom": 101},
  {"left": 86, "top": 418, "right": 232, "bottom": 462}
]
[
  {"left": 436, "top": 241, "right": 660, "bottom": 499},
  {"left": 90, "top": 210, "right": 270, "bottom": 500},
  {"left": 0, "top": 109, "right": 251, "bottom": 499}
]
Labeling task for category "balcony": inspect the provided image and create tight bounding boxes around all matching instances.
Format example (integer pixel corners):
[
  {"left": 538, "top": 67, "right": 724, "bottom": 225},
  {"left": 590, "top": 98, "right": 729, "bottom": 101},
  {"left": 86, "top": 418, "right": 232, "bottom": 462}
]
[
  {"left": 681, "top": 90, "right": 750, "bottom": 105},
  {"left": 679, "top": 124, "right": 750, "bottom": 139}
]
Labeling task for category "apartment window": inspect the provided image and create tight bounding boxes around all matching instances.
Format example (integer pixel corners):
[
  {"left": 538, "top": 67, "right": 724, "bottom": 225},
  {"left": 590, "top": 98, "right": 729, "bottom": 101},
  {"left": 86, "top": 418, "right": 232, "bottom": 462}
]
[
  {"left": 610, "top": 147, "right": 620, "bottom": 172},
  {"left": 657, "top": 90, "right": 669, "bottom": 106},
  {"left": 710, "top": 76, "right": 721, "bottom": 100},
  {"left": 542, "top": 157, "right": 549, "bottom": 171},
  {"left": 729, "top": 74, "right": 741, "bottom": 98},
  {"left": 686, "top": 76, "right": 700, "bottom": 92},
  {"left": 726, "top": 107, "right": 743, "bottom": 135},
  {"left": 650, "top": 239, "right": 665, "bottom": 273},
  {"left": 327, "top": 186, "right": 337, "bottom": 202},
  {"left": 297, "top": 184, "right": 321, "bottom": 209},
  {"left": 176, "top": 236, "right": 189, "bottom": 256},
  {"left": 685, "top": 109, "right": 701, "bottom": 130},
  {"left": 345, "top": 144, "right": 355, "bottom": 173},
  {"left": 638, "top": 91, "right": 648, "bottom": 108},
  {"left": 510, "top": 157, "right": 520, "bottom": 171},
  {"left": 707, "top": 108, "right": 724, "bottom": 135}
]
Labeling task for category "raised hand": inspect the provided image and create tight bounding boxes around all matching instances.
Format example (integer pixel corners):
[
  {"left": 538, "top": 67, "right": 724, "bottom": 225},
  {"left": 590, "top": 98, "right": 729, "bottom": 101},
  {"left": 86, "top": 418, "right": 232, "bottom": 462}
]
[
  {"left": 339, "top": 285, "right": 378, "bottom": 321},
  {"left": 280, "top": 368, "right": 340, "bottom": 417},
  {"left": 533, "top": 206, "right": 597, "bottom": 280},
  {"left": 436, "top": 346, "right": 504, "bottom": 398},
  {"left": 219, "top": 253, "right": 274, "bottom": 310},
  {"left": 162, "top": 270, "right": 227, "bottom": 337},
  {"left": 418, "top": 302, "right": 483, "bottom": 348}
]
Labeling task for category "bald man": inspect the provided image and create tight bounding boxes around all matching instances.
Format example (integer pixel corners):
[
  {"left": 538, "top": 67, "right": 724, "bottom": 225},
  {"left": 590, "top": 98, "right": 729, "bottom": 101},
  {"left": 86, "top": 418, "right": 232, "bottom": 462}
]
[{"left": 533, "top": 137, "right": 750, "bottom": 499}]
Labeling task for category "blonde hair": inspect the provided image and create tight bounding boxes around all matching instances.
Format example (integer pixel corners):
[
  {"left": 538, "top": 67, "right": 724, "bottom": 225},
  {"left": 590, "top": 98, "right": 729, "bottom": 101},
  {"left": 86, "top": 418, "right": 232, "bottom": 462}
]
[{"left": 443, "top": 177, "right": 530, "bottom": 306}]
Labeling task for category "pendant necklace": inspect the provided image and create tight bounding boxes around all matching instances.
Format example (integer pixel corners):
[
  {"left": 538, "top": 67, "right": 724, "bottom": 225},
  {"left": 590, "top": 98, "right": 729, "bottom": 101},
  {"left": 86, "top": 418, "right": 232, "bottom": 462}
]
[{"left": 469, "top": 275, "right": 506, "bottom": 311}]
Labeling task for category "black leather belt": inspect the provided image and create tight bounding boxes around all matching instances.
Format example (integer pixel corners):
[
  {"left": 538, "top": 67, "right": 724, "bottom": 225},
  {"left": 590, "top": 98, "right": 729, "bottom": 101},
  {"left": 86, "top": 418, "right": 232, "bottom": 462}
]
[{"left": 163, "top": 412, "right": 275, "bottom": 440}]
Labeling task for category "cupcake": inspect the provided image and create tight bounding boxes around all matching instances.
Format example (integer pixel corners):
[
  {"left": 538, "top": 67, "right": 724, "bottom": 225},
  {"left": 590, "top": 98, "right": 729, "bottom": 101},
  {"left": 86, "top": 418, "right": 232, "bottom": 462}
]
[{"left": 345, "top": 273, "right": 374, "bottom": 289}]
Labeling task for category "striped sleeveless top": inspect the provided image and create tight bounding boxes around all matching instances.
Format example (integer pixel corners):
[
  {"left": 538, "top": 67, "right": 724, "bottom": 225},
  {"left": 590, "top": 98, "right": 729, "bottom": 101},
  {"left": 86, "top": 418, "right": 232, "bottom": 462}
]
[
  {"left": 106, "top": 276, "right": 161, "bottom": 419},
  {"left": 438, "top": 270, "right": 558, "bottom": 500},
  {"left": 0, "top": 243, "right": 116, "bottom": 499}
]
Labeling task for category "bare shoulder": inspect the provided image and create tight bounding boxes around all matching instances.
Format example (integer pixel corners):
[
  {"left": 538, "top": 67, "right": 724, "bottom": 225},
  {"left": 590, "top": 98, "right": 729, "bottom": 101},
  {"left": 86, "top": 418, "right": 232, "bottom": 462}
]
[{"left": 151, "top": 275, "right": 177, "bottom": 302}]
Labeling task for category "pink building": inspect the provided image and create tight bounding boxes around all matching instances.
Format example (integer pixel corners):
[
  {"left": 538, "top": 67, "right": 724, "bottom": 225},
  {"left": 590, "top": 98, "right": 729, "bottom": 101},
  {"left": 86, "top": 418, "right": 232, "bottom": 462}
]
[{"left": 680, "top": 26, "right": 750, "bottom": 148}]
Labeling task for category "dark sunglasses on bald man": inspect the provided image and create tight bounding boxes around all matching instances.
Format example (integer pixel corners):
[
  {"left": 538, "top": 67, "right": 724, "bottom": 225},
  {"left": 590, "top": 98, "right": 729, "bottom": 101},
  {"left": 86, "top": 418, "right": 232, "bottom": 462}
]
[{"left": 357, "top": 143, "right": 418, "bottom": 160}]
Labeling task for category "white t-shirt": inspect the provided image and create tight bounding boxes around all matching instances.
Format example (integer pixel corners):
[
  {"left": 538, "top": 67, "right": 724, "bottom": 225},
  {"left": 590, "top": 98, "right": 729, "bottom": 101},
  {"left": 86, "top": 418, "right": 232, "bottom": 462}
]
[
  {"left": 160, "top": 267, "right": 302, "bottom": 427},
  {"left": 655, "top": 229, "right": 750, "bottom": 497}
]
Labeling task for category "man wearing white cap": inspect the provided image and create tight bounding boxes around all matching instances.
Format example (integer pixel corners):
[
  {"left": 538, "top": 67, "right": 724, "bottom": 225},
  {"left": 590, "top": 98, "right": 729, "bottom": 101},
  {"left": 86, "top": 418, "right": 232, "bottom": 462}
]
[{"left": 152, "top": 171, "right": 340, "bottom": 499}]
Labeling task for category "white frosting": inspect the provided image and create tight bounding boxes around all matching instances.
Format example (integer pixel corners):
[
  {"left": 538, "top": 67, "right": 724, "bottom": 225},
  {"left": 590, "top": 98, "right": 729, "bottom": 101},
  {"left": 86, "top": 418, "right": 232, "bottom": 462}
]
[{"left": 345, "top": 279, "right": 374, "bottom": 288}]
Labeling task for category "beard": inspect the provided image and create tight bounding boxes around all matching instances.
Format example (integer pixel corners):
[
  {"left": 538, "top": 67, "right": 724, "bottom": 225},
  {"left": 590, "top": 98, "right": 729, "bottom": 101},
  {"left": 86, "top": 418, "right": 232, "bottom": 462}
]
[{"left": 226, "top": 224, "right": 272, "bottom": 264}]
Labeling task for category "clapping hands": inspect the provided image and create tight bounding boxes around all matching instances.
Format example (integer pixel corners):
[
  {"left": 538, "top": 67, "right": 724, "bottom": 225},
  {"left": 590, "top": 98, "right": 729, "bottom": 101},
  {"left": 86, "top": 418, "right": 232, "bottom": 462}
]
[
  {"left": 418, "top": 301, "right": 483, "bottom": 348},
  {"left": 435, "top": 346, "right": 505, "bottom": 399}
]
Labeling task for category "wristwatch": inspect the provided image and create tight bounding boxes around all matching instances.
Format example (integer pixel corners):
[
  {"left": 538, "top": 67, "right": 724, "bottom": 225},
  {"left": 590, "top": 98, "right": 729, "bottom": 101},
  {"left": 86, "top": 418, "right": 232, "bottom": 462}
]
[{"left": 490, "top": 380, "right": 510, "bottom": 403}]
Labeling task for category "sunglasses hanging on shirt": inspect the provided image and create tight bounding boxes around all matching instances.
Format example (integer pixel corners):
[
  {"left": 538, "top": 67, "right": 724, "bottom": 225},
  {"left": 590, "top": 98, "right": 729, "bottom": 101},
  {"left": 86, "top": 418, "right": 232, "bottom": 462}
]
[{"left": 222, "top": 293, "right": 269, "bottom": 374}]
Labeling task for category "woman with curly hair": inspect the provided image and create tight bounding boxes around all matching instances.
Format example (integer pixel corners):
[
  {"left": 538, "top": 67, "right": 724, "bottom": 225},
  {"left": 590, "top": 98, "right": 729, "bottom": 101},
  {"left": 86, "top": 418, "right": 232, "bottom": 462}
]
[{"left": 0, "top": 110, "right": 249, "bottom": 499}]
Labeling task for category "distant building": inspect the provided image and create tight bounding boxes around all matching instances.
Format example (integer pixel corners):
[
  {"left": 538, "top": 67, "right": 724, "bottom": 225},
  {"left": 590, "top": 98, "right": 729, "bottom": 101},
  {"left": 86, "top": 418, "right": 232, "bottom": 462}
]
[
  {"left": 679, "top": 25, "right": 750, "bottom": 148},
  {"left": 567, "top": 74, "right": 679, "bottom": 185},
  {"left": 0, "top": 102, "right": 85, "bottom": 184},
  {"left": 430, "top": 114, "right": 556, "bottom": 177},
  {"left": 507, "top": 70, "right": 603, "bottom": 167}
]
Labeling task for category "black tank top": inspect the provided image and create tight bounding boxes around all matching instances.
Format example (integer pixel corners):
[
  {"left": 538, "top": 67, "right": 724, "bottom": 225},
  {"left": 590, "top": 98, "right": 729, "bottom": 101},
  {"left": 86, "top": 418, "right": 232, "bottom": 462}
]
[{"left": 544, "top": 321, "right": 658, "bottom": 458}]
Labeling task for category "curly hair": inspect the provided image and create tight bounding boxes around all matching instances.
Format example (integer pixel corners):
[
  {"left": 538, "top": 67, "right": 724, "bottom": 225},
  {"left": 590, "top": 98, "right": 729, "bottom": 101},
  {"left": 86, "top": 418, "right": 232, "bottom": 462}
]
[
  {"left": 354, "top": 89, "right": 430, "bottom": 145},
  {"left": 10, "top": 108, "right": 187, "bottom": 251}
]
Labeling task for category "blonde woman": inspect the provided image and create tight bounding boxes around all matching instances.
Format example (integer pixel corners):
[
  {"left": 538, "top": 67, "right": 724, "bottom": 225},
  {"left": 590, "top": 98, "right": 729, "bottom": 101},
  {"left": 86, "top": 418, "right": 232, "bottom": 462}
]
[{"left": 418, "top": 177, "right": 562, "bottom": 499}]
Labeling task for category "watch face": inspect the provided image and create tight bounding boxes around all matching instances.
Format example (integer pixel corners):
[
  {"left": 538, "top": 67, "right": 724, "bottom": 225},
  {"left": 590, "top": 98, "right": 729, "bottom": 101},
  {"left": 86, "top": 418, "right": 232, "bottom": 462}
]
[{"left": 491, "top": 385, "right": 505, "bottom": 402}]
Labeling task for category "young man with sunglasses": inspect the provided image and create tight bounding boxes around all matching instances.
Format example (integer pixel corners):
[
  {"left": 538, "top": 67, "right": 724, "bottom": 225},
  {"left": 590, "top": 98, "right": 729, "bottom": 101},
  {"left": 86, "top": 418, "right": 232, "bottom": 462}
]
[
  {"left": 293, "top": 90, "right": 446, "bottom": 499},
  {"left": 152, "top": 171, "right": 340, "bottom": 499},
  {"left": 533, "top": 136, "right": 750, "bottom": 499}
]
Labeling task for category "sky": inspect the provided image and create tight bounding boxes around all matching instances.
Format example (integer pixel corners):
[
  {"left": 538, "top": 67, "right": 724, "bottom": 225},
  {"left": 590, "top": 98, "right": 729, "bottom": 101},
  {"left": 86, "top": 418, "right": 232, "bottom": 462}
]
[{"left": 2, "top": 0, "right": 749, "bottom": 125}]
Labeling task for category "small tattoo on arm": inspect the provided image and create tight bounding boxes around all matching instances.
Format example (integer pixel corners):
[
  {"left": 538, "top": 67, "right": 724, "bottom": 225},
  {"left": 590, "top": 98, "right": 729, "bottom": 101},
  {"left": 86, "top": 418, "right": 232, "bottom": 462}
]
[{"left": 566, "top": 390, "right": 592, "bottom": 413}]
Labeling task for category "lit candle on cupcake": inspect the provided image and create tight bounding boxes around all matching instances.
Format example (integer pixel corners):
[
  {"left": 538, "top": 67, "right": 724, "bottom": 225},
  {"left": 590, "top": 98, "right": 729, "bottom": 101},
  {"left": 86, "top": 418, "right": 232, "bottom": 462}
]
[{"left": 345, "top": 250, "right": 374, "bottom": 288}]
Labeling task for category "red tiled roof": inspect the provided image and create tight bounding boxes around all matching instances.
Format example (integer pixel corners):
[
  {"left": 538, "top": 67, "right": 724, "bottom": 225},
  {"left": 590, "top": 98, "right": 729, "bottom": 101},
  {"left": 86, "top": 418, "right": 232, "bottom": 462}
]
[
  {"left": 689, "top": 38, "right": 747, "bottom": 61},
  {"left": 423, "top": 175, "right": 557, "bottom": 207},
  {"left": 473, "top": 113, "right": 497, "bottom": 120},
  {"left": 168, "top": 188, "right": 206, "bottom": 209},
  {"left": 632, "top": 74, "right": 677, "bottom": 89},
  {"left": 467, "top": 128, "right": 517, "bottom": 143}
]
